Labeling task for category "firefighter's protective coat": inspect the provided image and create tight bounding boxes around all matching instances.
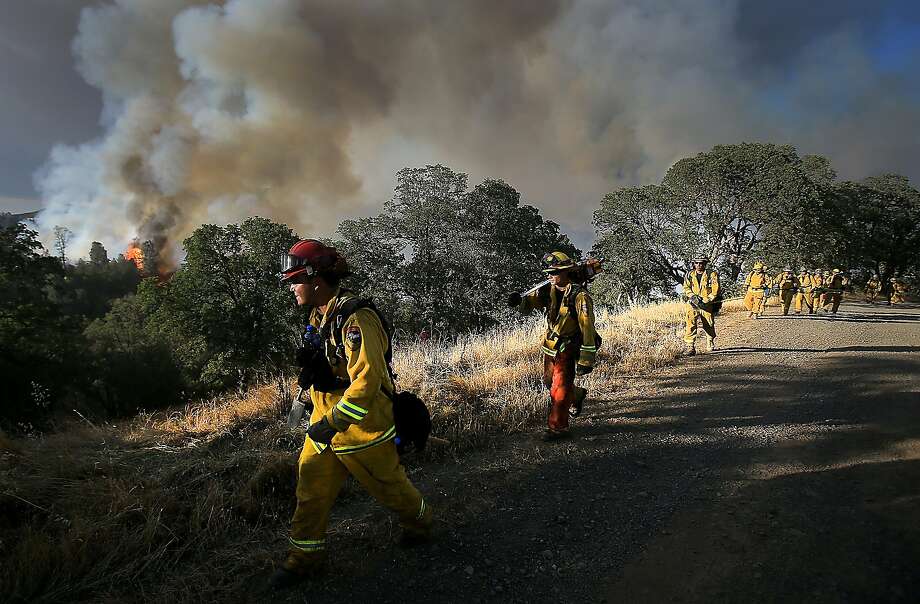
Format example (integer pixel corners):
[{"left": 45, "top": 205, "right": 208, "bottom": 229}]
[
  {"left": 822, "top": 272, "right": 845, "bottom": 313},
  {"left": 518, "top": 283, "right": 598, "bottom": 370},
  {"left": 682, "top": 269, "right": 720, "bottom": 346},
  {"left": 796, "top": 272, "right": 815, "bottom": 313},
  {"left": 776, "top": 272, "right": 798, "bottom": 315},
  {"left": 743, "top": 270, "right": 771, "bottom": 315}
]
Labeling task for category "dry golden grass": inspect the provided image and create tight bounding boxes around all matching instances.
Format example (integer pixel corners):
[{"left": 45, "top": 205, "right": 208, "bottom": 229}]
[{"left": 0, "top": 299, "right": 741, "bottom": 603}]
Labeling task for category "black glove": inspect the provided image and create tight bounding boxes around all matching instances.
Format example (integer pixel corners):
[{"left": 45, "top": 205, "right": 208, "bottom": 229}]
[
  {"left": 297, "top": 363, "right": 315, "bottom": 390},
  {"left": 507, "top": 292, "right": 522, "bottom": 308},
  {"left": 307, "top": 416, "right": 339, "bottom": 444},
  {"left": 576, "top": 364, "right": 593, "bottom": 376},
  {"left": 297, "top": 347, "right": 344, "bottom": 393}
]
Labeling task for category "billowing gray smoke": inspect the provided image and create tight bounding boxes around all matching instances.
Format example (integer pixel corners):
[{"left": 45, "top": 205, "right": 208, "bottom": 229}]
[{"left": 35, "top": 0, "right": 920, "bottom": 261}]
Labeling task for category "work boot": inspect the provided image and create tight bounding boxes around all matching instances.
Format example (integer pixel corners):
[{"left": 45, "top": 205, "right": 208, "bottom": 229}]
[
  {"left": 269, "top": 567, "right": 306, "bottom": 591},
  {"left": 541, "top": 428, "right": 572, "bottom": 442},
  {"left": 707, "top": 337, "right": 716, "bottom": 352},
  {"left": 270, "top": 552, "right": 326, "bottom": 590},
  {"left": 570, "top": 387, "right": 588, "bottom": 418},
  {"left": 686, "top": 345, "right": 696, "bottom": 357},
  {"left": 399, "top": 528, "right": 435, "bottom": 549}
]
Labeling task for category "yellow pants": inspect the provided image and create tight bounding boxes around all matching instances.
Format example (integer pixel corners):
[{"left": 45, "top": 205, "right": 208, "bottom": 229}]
[
  {"left": 285, "top": 440, "right": 432, "bottom": 572},
  {"left": 795, "top": 291, "right": 813, "bottom": 314},
  {"left": 744, "top": 290, "right": 766, "bottom": 315},
  {"left": 779, "top": 290, "right": 794, "bottom": 315},
  {"left": 865, "top": 289, "right": 878, "bottom": 303},
  {"left": 891, "top": 292, "right": 905, "bottom": 304},
  {"left": 684, "top": 306, "right": 715, "bottom": 345}
]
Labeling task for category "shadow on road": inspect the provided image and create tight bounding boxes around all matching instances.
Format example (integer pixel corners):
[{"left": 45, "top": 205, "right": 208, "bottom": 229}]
[
  {"left": 755, "top": 314, "right": 920, "bottom": 324},
  {"left": 712, "top": 345, "right": 920, "bottom": 354},
  {"left": 304, "top": 350, "right": 920, "bottom": 603}
]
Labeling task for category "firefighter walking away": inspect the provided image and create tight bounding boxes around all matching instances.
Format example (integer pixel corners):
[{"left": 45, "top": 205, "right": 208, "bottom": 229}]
[{"left": 508, "top": 252, "right": 600, "bottom": 441}]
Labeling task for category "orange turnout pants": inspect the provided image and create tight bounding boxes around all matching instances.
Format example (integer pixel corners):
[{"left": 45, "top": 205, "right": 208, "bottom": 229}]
[{"left": 543, "top": 341, "right": 579, "bottom": 432}]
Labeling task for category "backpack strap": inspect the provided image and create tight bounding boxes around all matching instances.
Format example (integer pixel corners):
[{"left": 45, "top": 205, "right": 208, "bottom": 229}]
[{"left": 565, "top": 283, "right": 585, "bottom": 316}]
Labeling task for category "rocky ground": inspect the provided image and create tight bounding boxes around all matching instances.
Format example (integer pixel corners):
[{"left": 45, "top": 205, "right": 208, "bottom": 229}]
[{"left": 257, "top": 300, "right": 920, "bottom": 603}]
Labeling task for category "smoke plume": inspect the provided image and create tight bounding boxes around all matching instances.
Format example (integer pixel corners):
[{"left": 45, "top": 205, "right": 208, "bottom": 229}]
[{"left": 35, "top": 0, "right": 920, "bottom": 258}]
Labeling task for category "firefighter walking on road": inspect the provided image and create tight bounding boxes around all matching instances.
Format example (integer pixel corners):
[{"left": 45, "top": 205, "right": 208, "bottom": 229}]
[
  {"left": 813, "top": 270, "right": 827, "bottom": 310},
  {"left": 508, "top": 252, "right": 598, "bottom": 441},
  {"left": 865, "top": 274, "right": 882, "bottom": 303},
  {"left": 682, "top": 256, "right": 720, "bottom": 355},
  {"left": 743, "top": 262, "right": 771, "bottom": 319},
  {"left": 795, "top": 268, "right": 815, "bottom": 314},
  {"left": 270, "top": 240, "right": 433, "bottom": 590},
  {"left": 821, "top": 268, "right": 846, "bottom": 314},
  {"left": 889, "top": 276, "right": 908, "bottom": 304},
  {"left": 776, "top": 267, "right": 798, "bottom": 316}
]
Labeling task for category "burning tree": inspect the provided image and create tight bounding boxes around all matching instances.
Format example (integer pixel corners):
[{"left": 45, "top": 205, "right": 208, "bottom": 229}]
[{"left": 123, "top": 239, "right": 144, "bottom": 272}]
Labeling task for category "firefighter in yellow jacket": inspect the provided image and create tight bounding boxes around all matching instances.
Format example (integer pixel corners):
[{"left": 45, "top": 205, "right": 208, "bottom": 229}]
[
  {"left": 682, "top": 256, "right": 720, "bottom": 355},
  {"left": 821, "top": 268, "right": 846, "bottom": 314},
  {"left": 795, "top": 268, "right": 814, "bottom": 314},
  {"left": 743, "top": 262, "right": 771, "bottom": 319},
  {"left": 812, "top": 269, "right": 826, "bottom": 310},
  {"left": 775, "top": 267, "right": 798, "bottom": 315},
  {"left": 271, "top": 240, "right": 432, "bottom": 589},
  {"left": 890, "top": 276, "right": 908, "bottom": 304},
  {"left": 865, "top": 274, "right": 881, "bottom": 303},
  {"left": 508, "top": 251, "right": 598, "bottom": 441}
]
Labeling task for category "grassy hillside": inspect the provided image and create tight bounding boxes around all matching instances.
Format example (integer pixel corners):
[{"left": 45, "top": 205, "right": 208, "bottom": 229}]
[{"left": 0, "top": 299, "right": 742, "bottom": 603}]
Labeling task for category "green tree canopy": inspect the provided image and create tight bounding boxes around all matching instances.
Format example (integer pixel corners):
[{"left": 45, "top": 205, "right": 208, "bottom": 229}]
[
  {"left": 144, "top": 217, "right": 301, "bottom": 390},
  {"left": 336, "top": 165, "right": 578, "bottom": 334},
  {"left": 594, "top": 143, "right": 834, "bottom": 301},
  {"left": 824, "top": 174, "right": 920, "bottom": 280},
  {"left": 0, "top": 223, "right": 74, "bottom": 424}
]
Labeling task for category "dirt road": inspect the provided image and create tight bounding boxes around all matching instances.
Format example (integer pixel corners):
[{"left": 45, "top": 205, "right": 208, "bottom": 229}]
[{"left": 272, "top": 301, "right": 920, "bottom": 603}]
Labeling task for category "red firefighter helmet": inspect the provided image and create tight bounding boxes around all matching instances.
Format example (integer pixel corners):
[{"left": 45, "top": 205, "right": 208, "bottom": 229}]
[{"left": 279, "top": 239, "right": 347, "bottom": 283}]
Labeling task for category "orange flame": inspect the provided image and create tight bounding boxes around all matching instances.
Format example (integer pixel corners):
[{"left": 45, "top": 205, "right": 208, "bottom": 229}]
[{"left": 125, "top": 240, "right": 144, "bottom": 271}]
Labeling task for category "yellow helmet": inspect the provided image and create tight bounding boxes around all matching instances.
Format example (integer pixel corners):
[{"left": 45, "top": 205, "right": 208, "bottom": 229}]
[
  {"left": 753, "top": 261, "right": 763, "bottom": 270},
  {"left": 541, "top": 251, "right": 576, "bottom": 273}
]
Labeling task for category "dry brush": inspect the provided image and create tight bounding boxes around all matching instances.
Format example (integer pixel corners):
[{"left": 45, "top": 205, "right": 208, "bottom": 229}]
[{"left": 0, "top": 299, "right": 739, "bottom": 602}]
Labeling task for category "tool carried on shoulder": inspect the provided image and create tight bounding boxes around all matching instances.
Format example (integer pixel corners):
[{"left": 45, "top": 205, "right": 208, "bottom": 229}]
[{"left": 514, "top": 257, "right": 604, "bottom": 299}]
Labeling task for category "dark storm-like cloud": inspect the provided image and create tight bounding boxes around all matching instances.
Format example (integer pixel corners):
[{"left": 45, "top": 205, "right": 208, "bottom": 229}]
[{"left": 0, "top": 0, "right": 102, "bottom": 199}]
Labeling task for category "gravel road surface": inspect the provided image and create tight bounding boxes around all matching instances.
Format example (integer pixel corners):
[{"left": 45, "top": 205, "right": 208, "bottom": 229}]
[{"left": 267, "top": 301, "right": 920, "bottom": 603}]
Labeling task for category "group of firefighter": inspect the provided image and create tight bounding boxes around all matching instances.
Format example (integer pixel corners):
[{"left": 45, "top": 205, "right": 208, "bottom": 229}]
[
  {"left": 865, "top": 274, "right": 910, "bottom": 305},
  {"left": 682, "top": 258, "right": 912, "bottom": 355},
  {"left": 269, "top": 239, "right": 909, "bottom": 590},
  {"left": 742, "top": 264, "right": 910, "bottom": 319},
  {"left": 742, "top": 264, "right": 850, "bottom": 319}
]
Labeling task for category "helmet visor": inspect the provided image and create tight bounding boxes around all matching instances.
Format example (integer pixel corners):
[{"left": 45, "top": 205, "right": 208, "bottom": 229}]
[{"left": 279, "top": 254, "right": 315, "bottom": 279}]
